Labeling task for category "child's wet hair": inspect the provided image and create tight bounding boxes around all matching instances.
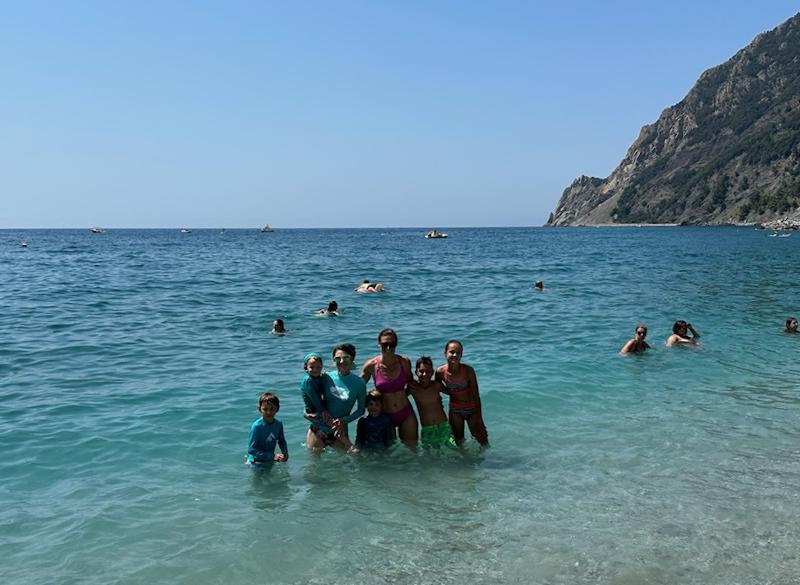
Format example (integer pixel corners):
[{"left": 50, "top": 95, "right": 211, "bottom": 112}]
[
  {"left": 303, "top": 352, "right": 323, "bottom": 369},
  {"left": 258, "top": 392, "right": 280, "bottom": 412},
  {"left": 416, "top": 356, "right": 433, "bottom": 370},
  {"left": 366, "top": 389, "right": 383, "bottom": 404},
  {"left": 444, "top": 339, "right": 463, "bottom": 352}
]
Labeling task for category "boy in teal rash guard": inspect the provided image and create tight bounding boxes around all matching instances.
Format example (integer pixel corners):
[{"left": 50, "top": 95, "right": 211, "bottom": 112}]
[
  {"left": 300, "top": 353, "right": 334, "bottom": 434},
  {"left": 325, "top": 343, "right": 367, "bottom": 441},
  {"left": 247, "top": 392, "right": 289, "bottom": 464}
]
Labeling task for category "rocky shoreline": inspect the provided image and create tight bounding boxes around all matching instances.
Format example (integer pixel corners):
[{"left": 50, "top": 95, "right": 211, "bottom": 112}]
[{"left": 759, "top": 217, "right": 800, "bottom": 231}]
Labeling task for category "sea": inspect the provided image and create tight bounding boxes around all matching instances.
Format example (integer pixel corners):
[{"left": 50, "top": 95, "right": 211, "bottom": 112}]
[{"left": 2, "top": 227, "right": 799, "bottom": 585}]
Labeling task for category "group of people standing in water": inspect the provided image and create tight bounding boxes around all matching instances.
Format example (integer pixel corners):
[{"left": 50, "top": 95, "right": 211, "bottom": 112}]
[
  {"left": 620, "top": 316, "right": 798, "bottom": 353},
  {"left": 247, "top": 328, "right": 489, "bottom": 464}
]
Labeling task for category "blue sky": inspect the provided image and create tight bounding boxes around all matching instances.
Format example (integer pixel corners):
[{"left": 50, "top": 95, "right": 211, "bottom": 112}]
[{"left": 1, "top": 1, "right": 797, "bottom": 228}]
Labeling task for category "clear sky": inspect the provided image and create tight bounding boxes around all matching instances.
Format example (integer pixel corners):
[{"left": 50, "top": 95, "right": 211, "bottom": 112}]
[{"left": 1, "top": 1, "right": 797, "bottom": 228}]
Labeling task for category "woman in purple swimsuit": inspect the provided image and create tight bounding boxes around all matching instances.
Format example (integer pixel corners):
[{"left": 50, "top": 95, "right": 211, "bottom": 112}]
[{"left": 360, "top": 328, "right": 418, "bottom": 447}]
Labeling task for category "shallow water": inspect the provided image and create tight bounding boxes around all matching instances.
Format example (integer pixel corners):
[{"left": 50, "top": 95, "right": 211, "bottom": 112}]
[{"left": 2, "top": 227, "right": 799, "bottom": 584}]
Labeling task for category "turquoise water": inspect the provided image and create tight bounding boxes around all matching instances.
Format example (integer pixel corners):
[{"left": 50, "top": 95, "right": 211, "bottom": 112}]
[{"left": 2, "top": 227, "right": 799, "bottom": 585}]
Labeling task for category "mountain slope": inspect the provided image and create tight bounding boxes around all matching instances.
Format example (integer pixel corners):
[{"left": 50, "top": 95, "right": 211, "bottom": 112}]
[{"left": 547, "top": 13, "right": 800, "bottom": 226}]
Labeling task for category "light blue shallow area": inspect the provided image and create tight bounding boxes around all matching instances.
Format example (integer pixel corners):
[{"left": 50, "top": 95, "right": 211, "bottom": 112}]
[{"left": 1, "top": 227, "right": 799, "bottom": 585}]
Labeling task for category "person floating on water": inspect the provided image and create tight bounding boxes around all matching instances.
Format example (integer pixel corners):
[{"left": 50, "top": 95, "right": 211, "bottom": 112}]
[
  {"left": 355, "top": 390, "right": 395, "bottom": 450},
  {"left": 785, "top": 316, "right": 798, "bottom": 334},
  {"left": 408, "top": 356, "right": 456, "bottom": 449},
  {"left": 435, "top": 340, "right": 489, "bottom": 447},
  {"left": 354, "top": 280, "right": 385, "bottom": 293},
  {"left": 318, "top": 300, "right": 339, "bottom": 316},
  {"left": 271, "top": 319, "right": 286, "bottom": 335},
  {"left": 246, "top": 392, "right": 289, "bottom": 464},
  {"left": 620, "top": 324, "right": 651, "bottom": 354},
  {"left": 666, "top": 320, "right": 700, "bottom": 347},
  {"left": 534, "top": 280, "right": 544, "bottom": 290}
]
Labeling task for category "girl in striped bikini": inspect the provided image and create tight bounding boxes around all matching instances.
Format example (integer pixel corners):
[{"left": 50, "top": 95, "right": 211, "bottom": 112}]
[{"left": 435, "top": 339, "right": 489, "bottom": 447}]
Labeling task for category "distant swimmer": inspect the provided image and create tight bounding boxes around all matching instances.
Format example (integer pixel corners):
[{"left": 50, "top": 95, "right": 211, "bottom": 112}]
[
  {"left": 620, "top": 324, "right": 651, "bottom": 354},
  {"left": 354, "top": 280, "right": 385, "bottom": 293},
  {"left": 786, "top": 316, "right": 798, "bottom": 334},
  {"left": 534, "top": 280, "right": 544, "bottom": 291},
  {"left": 666, "top": 320, "right": 700, "bottom": 347},
  {"left": 271, "top": 319, "right": 287, "bottom": 335},
  {"left": 317, "top": 300, "right": 339, "bottom": 316}
]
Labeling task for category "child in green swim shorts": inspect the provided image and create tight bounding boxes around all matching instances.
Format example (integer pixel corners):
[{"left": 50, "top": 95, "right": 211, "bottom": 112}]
[{"left": 407, "top": 356, "right": 456, "bottom": 449}]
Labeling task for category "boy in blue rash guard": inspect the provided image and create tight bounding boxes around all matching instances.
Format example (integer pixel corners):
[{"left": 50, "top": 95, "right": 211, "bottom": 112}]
[
  {"left": 325, "top": 343, "right": 367, "bottom": 449},
  {"left": 246, "top": 392, "right": 289, "bottom": 464}
]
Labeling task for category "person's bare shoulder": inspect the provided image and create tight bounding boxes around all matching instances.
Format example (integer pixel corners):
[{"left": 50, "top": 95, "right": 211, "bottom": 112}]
[{"left": 361, "top": 356, "right": 378, "bottom": 375}]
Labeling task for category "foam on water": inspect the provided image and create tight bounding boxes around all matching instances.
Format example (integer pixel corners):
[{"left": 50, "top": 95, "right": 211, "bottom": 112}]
[{"left": 1, "top": 227, "right": 799, "bottom": 584}]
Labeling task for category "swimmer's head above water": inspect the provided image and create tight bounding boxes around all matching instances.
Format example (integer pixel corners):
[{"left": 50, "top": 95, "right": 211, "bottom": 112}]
[{"left": 787, "top": 316, "right": 798, "bottom": 333}]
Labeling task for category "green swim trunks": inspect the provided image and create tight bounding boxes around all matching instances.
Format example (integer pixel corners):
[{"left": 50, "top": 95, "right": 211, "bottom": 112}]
[{"left": 420, "top": 421, "right": 457, "bottom": 448}]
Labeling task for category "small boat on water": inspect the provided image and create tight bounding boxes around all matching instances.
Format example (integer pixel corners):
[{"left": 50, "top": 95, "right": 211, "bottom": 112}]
[
  {"left": 260, "top": 225, "right": 274, "bottom": 233},
  {"left": 769, "top": 232, "right": 792, "bottom": 237},
  {"left": 90, "top": 227, "right": 105, "bottom": 234},
  {"left": 424, "top": 229, "right": 448, "bottom": 239},
  {"left": 180, "top": 229, "right": 192, "bottom": 234},
  {"left": 20, "top": 241, "right": 28, "bottom": 248}
]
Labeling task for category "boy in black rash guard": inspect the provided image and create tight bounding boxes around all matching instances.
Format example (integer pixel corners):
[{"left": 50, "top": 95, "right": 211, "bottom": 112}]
[{"left": 355, "top": 390, "right": 395, "bottom": 449}]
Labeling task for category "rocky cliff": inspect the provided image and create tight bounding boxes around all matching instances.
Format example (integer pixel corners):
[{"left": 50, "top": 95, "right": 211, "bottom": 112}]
[{"left": 547, "top": 12, "right": 800, "bottom": 226}]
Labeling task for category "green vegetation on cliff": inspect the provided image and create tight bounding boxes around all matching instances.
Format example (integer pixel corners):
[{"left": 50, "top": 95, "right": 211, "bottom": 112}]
[{"left": 548, "top": 12, "right": 800, "bottom": 226}]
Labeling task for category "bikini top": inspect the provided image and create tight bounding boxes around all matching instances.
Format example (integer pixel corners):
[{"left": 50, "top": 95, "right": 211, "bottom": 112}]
[
  {"left": 442, "top": 368, "right": 470, "bottom": 399},
  {"left": 374, "top": 357, "right": 409, "bottom": 395}
]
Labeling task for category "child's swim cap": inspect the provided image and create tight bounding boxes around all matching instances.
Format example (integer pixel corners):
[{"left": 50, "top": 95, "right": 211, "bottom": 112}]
[{"left": 303, "top": 352, "right": 323, "bottom": 366}]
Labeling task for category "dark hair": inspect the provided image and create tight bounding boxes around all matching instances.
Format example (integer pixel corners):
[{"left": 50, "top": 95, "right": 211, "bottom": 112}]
[
  {"left": 635, "top": 323, "right": 647, "bottom": 333},
  {"left": 327, "top": 300, "right": 338, "bottom": 312},
  {"left": 787, "top": 316, "right": 798, "bottom": 329},
  {"left": 258, "top": 392, "right": 280, "bottom": 412},
  {"left": 672, "top": 320, "right": 688, "bottom": 334},
  {"left": 377, "top": 328, "right": 398, "bottom": 344},
  {"left": 415, "top": 356, "right": 433, "bottom": 370},
  {"left": 366, "top": 389, "right": 383, "bottom": 403},
  {"left": 332, "top": 343, "right": 356, "bottom": 359},
  {"left": 444, "top": 339, "right": 463, "bottom": 352}
]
